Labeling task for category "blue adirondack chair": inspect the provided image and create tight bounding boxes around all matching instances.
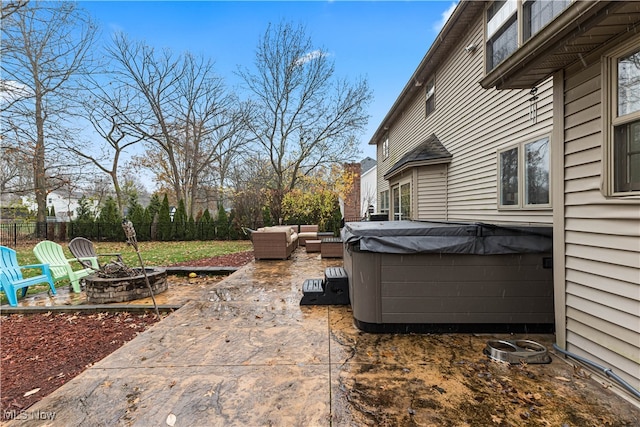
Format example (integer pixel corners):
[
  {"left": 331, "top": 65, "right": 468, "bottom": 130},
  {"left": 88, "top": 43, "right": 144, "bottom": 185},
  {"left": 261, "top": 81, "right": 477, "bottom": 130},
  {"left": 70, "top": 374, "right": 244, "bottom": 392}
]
[{"left": 0, "top": 246, "right": 57, "bottom": 307}]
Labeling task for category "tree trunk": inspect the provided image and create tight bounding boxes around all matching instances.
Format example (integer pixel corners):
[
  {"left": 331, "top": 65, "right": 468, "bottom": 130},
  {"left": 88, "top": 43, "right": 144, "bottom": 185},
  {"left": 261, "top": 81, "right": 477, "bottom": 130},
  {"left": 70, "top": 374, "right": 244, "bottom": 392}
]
[{"left": 34, "top": 89, "right": 47, "bottom": 224}]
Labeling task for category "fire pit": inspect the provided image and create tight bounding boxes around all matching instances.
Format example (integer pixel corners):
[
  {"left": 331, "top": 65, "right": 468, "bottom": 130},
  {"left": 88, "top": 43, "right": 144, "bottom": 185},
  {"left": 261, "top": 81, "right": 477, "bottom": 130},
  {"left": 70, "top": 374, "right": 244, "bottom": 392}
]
[{"left": 85, "top": 268, "right": 168, "bottom": 304}]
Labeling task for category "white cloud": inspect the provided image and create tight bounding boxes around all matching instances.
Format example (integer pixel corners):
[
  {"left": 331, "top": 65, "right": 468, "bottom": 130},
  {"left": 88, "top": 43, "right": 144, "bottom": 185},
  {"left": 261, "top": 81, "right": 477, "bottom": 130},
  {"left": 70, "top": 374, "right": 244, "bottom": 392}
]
[
  {"left": 433, "top": 1, "right": 459, "bottom": 32},
  {"left": 0, "top": 80, "right": 32, "bottom": 103},
  {"left": 294, "top": 49, "right": 328, "bottom": 66}
]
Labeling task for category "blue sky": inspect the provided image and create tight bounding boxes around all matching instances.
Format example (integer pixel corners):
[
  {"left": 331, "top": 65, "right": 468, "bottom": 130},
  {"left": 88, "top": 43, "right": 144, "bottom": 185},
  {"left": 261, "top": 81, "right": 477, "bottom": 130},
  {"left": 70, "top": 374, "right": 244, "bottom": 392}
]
[{"left": 81, "top": 0, "right": 457, "bottom": 161}]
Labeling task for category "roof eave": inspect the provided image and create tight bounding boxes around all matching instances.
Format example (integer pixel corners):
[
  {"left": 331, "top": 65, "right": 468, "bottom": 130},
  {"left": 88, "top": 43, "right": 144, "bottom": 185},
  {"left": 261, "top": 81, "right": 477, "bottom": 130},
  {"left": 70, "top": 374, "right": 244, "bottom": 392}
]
[
  {"left": 369, "top": 1, "right": 481, "bottom": 146},
  {"left": 383, "top": 157, "right": 452, "bottom": 181}
]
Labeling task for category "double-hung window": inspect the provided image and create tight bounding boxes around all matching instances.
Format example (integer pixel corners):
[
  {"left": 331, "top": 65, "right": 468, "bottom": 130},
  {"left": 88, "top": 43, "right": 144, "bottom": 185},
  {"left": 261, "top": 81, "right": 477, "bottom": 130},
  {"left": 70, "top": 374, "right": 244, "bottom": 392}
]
[
  {"left": 382, "top": 134, "right": 389, "bottom": 159},
  {"left": 486, "top": 0, "right": 517, "bottom": 72},
  {"left": 486, "top": 1, "right": 570, "bottom": 72},
  {"left": 523, "top": 0, "right": 569, "bottom": 41},
  {"left": 425, "top": 76, "right": 435, "bottom": 117},
  {"left": 604, "top": 40, "right": 640, "bottom": 195},
  {"left": 499, "top": 136, "right": 550, "bottom": 208}
]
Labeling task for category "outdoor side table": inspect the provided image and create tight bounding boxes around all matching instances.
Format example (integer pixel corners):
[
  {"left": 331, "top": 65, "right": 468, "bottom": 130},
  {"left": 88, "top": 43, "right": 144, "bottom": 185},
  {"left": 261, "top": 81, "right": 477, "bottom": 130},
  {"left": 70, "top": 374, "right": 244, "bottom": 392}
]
[{"left": 321, "top": 237, "right": 343, "bottom": 258}]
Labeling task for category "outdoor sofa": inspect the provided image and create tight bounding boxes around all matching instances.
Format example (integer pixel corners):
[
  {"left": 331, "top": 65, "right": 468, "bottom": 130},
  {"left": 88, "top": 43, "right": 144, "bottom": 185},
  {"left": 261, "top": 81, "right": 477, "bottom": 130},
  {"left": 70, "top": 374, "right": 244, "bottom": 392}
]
[{"left": 251, "top": 226, "right": 299, "bottom": 260}]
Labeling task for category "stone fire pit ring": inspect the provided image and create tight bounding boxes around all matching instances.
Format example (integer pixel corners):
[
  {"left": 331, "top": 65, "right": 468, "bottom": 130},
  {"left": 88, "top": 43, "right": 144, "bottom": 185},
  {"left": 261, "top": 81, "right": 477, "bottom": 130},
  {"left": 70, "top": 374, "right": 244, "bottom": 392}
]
[{"left": 85, "top": 268, "right": 168, "bottom": 304}]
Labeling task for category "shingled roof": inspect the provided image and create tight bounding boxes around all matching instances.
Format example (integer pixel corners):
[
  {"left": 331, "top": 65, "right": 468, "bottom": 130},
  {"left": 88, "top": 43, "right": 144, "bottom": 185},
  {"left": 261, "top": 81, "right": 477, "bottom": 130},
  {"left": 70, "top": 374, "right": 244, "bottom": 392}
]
[{"left": 384, "top": 134, "right": 452, "bottom": 180}]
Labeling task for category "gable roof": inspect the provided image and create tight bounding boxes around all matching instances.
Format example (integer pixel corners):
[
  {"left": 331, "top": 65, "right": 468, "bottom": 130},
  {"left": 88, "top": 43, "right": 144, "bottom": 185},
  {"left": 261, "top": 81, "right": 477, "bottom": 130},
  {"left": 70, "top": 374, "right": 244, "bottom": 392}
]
[
  {"left": 384, "top": 134, "right": 452, "bottom": 180},
  {"left": 360, "top": 157, "right": 377, "bottom": 174}
]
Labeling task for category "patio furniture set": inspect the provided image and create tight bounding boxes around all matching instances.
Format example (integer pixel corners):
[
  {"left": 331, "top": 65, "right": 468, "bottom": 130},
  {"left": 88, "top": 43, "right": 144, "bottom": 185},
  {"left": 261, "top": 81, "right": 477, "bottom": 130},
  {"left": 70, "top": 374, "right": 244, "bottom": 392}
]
[{"left": 250, "top": 224, "right": 343, "bottom": 260}]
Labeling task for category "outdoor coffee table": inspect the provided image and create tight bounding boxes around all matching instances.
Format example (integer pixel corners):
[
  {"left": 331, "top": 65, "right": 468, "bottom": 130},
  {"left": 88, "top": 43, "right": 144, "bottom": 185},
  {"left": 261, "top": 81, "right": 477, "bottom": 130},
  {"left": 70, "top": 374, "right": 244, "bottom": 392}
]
[{"left": 306, "top": 239, "right": 321, "bottom": 253}]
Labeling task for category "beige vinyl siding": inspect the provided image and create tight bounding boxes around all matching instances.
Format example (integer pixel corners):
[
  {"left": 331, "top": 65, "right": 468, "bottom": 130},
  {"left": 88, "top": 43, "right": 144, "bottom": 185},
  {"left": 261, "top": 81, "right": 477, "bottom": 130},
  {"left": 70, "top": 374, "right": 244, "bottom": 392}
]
[
  {"left": 416, "top": 164, "right": 447, "bottom": 219},
  {"left": 561, "top": 42, "right": 640, "bottom": 390},
  {"left": 378, "top": 15, "right": 554, "bottom": 225}
]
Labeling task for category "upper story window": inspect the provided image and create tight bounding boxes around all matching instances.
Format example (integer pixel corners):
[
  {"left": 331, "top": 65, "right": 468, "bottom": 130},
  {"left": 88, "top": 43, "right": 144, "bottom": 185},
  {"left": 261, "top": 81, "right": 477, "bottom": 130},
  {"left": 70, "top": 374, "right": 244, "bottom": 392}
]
[
  {"left": 604, "top": 40, "right": 640, "bottom": 195},
  {"left": 486, "top": 0, "right": 517, "bottom": 71},
  {"left": 425, "top": 76, "right": 435, "bottom": 117},
  {"left": 498, "top": 136, "right": 550, "bottom": 208},
  {"left": 523, "top": 0, "right": 569, "bottom": 41},
  {"left": 382, "top": 134, "right": 389, "bottom": 159},
  {"left": 486, "top": 1, "right": 570, "bottom": 72}
]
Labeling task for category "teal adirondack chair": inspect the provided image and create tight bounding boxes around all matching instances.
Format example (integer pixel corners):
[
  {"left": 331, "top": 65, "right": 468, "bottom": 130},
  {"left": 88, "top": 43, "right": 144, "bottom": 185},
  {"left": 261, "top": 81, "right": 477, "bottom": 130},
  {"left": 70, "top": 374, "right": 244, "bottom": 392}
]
[
  {"left": 33, "top": 241, "right": 98, "bottom": 293},
  {"left": 0, "top": 246, "right": 57, "bottom": 307}
]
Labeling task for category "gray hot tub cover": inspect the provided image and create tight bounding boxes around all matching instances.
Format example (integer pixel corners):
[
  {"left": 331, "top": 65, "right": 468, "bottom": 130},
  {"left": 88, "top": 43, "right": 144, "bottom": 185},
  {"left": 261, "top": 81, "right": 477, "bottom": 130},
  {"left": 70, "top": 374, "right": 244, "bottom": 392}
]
[{"left": 341, "top": 221, "right": 552, "bottom": 255}]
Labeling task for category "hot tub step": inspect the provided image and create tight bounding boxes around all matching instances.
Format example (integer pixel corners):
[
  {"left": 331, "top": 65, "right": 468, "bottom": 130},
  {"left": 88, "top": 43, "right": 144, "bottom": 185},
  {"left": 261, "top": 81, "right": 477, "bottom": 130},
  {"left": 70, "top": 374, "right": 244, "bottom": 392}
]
[
  {"left": 302, "top": 278, "right": 324, "bottom": 293},
  {"left": 300, "top": 273, "right": 349, "bottom": 306},
  {"left": 324, "top": 267, "right": 349, "bottom": 305}
]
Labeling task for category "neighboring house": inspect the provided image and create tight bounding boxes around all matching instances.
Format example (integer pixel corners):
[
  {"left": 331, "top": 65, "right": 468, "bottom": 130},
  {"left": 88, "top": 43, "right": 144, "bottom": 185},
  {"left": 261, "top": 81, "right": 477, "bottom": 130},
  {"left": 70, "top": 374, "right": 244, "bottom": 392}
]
[
  {"left": 371, "top": 0, "right": 639, "bottom": 400},
  {"left": 21, "top": 191, "right": 89, "bottom": 222},
  {"left": 360, "top": 157, "right": 377, "bottom": 218}
]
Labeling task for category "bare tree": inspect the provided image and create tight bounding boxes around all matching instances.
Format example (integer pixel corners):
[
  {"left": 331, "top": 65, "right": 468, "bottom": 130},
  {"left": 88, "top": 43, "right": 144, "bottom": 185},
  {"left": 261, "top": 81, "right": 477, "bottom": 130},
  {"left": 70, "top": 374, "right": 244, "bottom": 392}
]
[
  {"left": 1, "top": 1, "right": 97, "bottom": 223},
  {"left": 237, "top": 21, "right": 373, "bottom": 220},
  {"left": 0, "top": 1, "right": 27, "bottom": 20},
  {"left": 0, "top": 134, "right": 32, "bottom": 197},
  {"left": 106, "top": 34, "right": 243, "bottom": 217},
  {"left": 70, "top": 82, "right": 144, "bottom": 214}
]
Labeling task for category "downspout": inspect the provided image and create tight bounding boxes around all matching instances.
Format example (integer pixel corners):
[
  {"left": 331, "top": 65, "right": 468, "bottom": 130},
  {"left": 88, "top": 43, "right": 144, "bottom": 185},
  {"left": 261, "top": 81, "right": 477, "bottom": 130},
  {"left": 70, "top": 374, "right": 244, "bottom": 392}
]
[{"left": 444, "top": 165, "right": 449, "bottom": 221}]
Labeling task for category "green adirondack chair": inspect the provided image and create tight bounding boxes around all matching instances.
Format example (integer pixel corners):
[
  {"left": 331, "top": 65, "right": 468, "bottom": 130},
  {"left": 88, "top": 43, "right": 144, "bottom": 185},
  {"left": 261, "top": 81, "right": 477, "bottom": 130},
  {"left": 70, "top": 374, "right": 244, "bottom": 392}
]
[
  {"left": 33, "top": 240, "right": 98, "bottom": 293},
  {"left": 0, "top": 246, "right": 57, "bottom": 306}
]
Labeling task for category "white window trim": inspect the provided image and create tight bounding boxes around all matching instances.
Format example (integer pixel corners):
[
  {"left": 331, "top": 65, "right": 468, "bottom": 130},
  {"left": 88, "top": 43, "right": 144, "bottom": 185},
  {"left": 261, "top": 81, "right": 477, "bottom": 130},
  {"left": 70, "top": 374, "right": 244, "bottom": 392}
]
[
  {"left": 602, "top": 36, "right": 640, "bottom": 198},
  {"left": 497, "top": 134, "right": 552, "bottom": 210}
]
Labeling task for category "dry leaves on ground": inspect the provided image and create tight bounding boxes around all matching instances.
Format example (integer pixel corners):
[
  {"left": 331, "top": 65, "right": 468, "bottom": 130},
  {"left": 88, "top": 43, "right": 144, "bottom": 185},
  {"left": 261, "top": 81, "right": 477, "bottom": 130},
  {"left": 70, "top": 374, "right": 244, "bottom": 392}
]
[{"left": 0, "top": 251, "right": 254, "bottom": 417}]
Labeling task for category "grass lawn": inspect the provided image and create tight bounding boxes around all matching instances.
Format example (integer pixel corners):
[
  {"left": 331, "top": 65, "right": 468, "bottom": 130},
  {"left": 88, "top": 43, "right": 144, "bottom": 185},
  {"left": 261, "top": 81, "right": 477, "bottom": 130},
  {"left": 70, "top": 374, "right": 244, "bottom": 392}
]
[{"left": 1, "top": 240, "right": 252, "bottom": 304}]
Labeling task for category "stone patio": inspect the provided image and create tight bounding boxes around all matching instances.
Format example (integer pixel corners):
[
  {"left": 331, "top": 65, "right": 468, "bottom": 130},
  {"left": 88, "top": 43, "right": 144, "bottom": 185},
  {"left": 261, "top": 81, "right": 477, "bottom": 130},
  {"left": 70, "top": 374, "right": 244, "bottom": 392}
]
[{"left": 4, "top": 250, "right": 639, "bottom": 425}]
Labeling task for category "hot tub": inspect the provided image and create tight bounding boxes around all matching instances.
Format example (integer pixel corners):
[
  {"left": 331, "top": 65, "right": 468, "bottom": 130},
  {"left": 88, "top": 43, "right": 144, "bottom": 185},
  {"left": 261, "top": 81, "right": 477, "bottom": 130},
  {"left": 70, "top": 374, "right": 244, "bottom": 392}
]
[{"left": 341, "top": 221, "right": 554, "bottom": 333}]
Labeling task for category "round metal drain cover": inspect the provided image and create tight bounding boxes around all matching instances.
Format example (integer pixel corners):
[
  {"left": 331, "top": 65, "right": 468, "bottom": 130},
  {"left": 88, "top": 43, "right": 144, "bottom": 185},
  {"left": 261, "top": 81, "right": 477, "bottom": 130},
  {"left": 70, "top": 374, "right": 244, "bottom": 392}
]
[{"left": 483, "top": 339, "right": 551, "bottom": 364}]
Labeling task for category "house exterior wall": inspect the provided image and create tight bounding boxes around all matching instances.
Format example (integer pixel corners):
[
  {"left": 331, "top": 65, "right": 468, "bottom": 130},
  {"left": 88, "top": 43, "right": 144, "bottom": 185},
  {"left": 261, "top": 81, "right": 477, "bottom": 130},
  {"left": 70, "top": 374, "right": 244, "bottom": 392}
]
[
  {"left": 558, "top": 32, "right": 640, "bottom": 391},
  {"left": 21, "top": 192, "right": 86, "bottom": 222},
  {"left": 379, "top": 14, "right": 554, "bottom": 225},
  {"left": 417, "top": 164, "right": 448, "bottom": 220},
  {"left": 372, "top": 0, "right": 640, "bottom": 401}
]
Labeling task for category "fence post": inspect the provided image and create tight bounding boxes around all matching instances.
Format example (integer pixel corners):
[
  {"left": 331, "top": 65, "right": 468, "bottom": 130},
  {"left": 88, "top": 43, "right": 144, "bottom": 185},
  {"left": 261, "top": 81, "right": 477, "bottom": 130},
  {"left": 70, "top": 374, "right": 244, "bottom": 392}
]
[{"left": 13, "top": 223, "right": 17, "bottom": 247}]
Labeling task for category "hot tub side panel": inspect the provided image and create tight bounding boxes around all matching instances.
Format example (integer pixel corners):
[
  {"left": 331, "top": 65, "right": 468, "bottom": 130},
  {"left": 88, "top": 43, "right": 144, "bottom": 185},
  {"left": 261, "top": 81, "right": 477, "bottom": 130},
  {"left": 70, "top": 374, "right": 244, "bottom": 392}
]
[
  {"left": 346, "top": 249, "right": 554, "bottom": 331},
  {"left": 344, "top": 247, "right": 382, "bottom": 324},
  {"left": 379, "top": 252, "right": 554, "bottom": 324}
]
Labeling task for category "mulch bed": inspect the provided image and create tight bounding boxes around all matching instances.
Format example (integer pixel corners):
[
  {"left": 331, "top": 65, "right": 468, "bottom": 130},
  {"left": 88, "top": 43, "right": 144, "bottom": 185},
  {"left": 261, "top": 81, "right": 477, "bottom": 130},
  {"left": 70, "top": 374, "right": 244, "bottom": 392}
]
[{"left": 0, "top": 251, "right": 254, "bottom": 417}]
